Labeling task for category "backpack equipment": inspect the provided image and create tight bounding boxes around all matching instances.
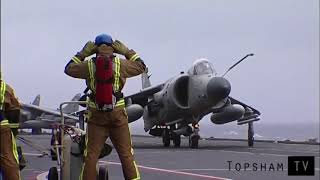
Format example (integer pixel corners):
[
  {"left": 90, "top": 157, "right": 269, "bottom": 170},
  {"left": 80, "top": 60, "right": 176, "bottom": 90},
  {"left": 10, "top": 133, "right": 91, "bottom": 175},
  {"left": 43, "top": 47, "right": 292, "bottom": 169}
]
[{"left": 95, "top": 55, "right": 116, "bottom": 111}]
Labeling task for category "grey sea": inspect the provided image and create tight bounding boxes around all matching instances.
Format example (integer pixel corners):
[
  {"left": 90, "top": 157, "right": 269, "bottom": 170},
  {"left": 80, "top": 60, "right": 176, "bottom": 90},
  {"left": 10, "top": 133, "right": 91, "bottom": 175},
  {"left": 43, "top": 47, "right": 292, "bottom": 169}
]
[{"left": 129, "top": 121, "right": 320, "bottom": 142}]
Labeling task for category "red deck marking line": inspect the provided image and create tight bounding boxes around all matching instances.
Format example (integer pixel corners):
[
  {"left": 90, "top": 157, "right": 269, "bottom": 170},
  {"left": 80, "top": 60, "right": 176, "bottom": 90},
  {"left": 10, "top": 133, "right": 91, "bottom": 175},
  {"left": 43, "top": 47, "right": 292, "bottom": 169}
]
[{"left": 100, "top": 161, "right": 231, "bottom": 180}]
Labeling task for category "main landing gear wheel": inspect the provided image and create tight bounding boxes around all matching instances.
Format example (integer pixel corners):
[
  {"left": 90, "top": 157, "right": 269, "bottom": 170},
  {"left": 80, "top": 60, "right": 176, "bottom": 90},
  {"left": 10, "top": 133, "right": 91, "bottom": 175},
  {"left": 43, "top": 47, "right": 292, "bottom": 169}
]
[
  {"left": 173, "top": 134, "right": 181, "bottom": 147},
  {"left": 162, "top": 129, "right": 170, "bottom": 147},
  {"left": 248, "top": 122, "right": 254, "bottom": 147},
  {"left": 48, "top": 167, "right": 58, "bottom": 180},
  {"left": 189, "top": 135, "right": 199, "bottom": 149},
  {"left": 98, "top": 165, "right": 109, "bottom": 180}
]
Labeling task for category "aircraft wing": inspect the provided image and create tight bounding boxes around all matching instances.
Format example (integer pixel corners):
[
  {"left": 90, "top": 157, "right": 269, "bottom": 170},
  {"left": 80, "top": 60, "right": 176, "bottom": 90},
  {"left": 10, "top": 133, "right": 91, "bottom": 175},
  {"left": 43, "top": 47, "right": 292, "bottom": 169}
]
[
  {"left": 125, "top": 84, "right": 164, "bottom": 107},
  {"left": 229, "top": 96, "right": 261, "bottom": 123},
  {"left": 21, "top": 103, "right": 79, "bottom": 121}
]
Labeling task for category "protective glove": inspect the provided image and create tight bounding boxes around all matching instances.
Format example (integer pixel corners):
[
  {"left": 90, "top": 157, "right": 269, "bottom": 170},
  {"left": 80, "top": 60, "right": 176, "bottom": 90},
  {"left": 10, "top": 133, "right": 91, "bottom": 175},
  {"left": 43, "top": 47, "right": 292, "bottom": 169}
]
[
  {"left": 76, "top": 41, "right": 97, "bottom": 60},
  {"left": 111, "top": 40, "right": 129, "bottom": 55}
]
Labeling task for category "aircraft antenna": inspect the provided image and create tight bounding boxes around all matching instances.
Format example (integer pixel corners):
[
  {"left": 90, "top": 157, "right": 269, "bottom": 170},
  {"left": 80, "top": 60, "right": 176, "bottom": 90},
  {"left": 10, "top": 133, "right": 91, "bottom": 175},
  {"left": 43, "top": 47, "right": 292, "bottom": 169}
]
[{"left": 222, "top": 53, "right": 254, "bottom": 77}]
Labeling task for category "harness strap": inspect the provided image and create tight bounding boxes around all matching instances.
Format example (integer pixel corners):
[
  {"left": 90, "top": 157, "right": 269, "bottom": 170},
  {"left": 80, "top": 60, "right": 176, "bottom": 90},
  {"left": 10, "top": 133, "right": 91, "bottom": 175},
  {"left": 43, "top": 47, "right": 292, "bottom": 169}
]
[{"left": 96, "top": 78, "right": 113, "bottom": 84}]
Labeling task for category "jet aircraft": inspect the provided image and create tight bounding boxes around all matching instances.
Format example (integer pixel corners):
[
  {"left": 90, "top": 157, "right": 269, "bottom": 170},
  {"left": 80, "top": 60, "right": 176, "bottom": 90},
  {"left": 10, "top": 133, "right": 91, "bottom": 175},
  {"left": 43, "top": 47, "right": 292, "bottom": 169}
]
[
  {"left": 20, "top": 94, "right": 81, "bottom": 134},
  {"left": 124, "top": 54, "right": 261, "bottom": 148}
]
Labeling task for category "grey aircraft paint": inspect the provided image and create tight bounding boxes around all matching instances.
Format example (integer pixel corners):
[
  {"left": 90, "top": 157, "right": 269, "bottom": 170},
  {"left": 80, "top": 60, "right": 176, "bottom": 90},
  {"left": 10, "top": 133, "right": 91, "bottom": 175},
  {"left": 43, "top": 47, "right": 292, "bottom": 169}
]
[
  {"left": 20, "top": 94, "right": 80, "bottom": 134},
  {"left": 125, "top": 57, "right": 261, "bottom": 148}
]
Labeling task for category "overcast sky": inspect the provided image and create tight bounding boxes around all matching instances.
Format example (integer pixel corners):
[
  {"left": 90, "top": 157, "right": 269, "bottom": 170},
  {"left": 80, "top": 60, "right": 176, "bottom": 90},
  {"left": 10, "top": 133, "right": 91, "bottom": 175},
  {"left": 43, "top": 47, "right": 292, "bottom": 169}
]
[{"left": 1, "top": 0, "right": 319, "bottom": 126}]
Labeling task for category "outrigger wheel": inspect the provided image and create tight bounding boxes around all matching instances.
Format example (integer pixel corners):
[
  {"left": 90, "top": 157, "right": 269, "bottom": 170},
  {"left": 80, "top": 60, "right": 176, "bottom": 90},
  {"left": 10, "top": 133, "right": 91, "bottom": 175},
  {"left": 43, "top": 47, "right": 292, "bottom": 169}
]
[
  {"left": 162, "top": 129, "right": 170, "bottom": 147},
  {"left": 248, "top": 122, "right": 254, "bottom": 147},
  {"left": 48, "top": 167, "right": 58, "bottom": 180},
  {"left": 189, "top": 134, "right": 199, "bottom": 149},
  {"left": 98, "top": 165, "right": 109, "bottom": 180},
  {"left": 173, "top": 133, "right": 181, "bottom": 147}
]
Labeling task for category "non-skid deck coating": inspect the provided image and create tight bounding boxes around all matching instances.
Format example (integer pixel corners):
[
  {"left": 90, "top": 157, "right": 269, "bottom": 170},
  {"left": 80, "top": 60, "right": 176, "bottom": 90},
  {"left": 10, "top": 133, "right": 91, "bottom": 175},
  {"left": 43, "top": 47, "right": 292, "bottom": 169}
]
[{"left": 18, "top": 135, "right": 319, "bottom": 180}]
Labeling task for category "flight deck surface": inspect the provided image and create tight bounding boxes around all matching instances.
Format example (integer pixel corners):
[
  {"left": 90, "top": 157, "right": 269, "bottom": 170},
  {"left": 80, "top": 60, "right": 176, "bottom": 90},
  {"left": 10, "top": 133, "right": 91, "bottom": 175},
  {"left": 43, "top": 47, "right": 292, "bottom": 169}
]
[{"left": 19, "top": 135, "right": 319, "bottom": 180}]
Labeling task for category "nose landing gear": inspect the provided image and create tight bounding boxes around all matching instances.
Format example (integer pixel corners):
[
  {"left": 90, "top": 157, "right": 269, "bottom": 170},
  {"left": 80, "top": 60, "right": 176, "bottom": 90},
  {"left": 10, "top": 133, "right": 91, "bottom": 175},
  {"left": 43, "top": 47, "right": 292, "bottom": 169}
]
[
  {"left": 161, "top": 125, "right": 182, "bottom": 147},
  {"left": 160, "top": 123, "right": 200, "bottom": 149}
]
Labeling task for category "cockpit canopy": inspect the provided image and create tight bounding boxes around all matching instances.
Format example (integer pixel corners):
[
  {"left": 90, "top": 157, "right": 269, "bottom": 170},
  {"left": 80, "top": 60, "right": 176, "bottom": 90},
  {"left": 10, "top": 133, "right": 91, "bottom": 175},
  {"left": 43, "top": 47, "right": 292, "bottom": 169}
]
[{"left": 188, "top": 58, "right": 217, "bottom": 76}]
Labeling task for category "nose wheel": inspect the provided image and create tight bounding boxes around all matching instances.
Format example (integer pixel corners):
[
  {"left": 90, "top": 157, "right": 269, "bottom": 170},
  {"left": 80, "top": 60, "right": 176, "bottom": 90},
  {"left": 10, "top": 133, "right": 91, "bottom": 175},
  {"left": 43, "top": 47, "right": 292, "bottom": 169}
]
[
  {"left": 161, "top": 124, "right": 199, "bottom": 148},
  {"left": 161, "top": 126, "right": 181, "bottom": 147}
]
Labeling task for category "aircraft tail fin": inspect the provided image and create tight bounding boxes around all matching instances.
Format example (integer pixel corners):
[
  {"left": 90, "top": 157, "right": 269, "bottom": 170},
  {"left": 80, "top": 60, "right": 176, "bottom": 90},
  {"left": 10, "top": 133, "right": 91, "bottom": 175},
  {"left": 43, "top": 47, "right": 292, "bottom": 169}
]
[
  {"left": 32, "top": 95, "right": 41, "bottom": 106},
  {"left": 141, "top": 71, "right": 151, "bottom": 89},
  {"left": 62, "top": 93, "right": 81, "bottom": 114}
]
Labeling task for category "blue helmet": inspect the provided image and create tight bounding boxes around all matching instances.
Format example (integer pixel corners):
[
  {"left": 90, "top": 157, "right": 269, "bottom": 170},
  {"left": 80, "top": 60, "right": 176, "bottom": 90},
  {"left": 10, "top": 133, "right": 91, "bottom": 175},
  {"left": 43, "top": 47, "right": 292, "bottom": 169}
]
[{"left": 95, "top": 34, "right": 113, "bottom": 46}]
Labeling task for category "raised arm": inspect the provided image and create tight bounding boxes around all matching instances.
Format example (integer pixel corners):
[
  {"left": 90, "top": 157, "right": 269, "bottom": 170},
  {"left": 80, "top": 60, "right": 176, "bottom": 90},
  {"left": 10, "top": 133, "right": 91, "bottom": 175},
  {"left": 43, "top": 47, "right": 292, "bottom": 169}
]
[
  {"left": 112, "top": 40, "right": 146, "bottom": 78},
  {"left": 64, "top": 41, "right": 97, "bottom": 79}
]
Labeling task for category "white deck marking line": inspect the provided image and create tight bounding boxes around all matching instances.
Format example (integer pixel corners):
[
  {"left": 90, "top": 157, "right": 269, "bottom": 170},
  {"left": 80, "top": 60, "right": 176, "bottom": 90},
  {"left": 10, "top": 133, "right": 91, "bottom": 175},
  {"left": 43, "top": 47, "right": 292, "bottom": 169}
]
[
  {"left": 36, "top": 163, "right": 232, "bottom": 180},
  {"left": 100, "top": 161, "right": 231, "bottom": 180},
  {"left": 22, "top": 168, "right": 39, "bottom": 171},
  {"left": 24, "top": 151, "right": 320, "bottom": 160},
  {"left": 218, "top": 150, "right": 320, "bottom": 159},
  {"left": 36, "top": 171, "right": 47, "bottom": 180},
  {"left": 35, "top": 161, "right": 319, "bottom": 179},
  {"left": 258, "top": 152, "right": 320, "bottom": 158},
  {"left": 258, "top": 153, "right": 295, "bottom": 157},
  {"left": 250, "top": 147, "right": 320, "bottom": 154},
  {"left": 218, "top": 150, "right": 256, "bottom": 155},
  {"left": 23, "top": 152, "right": 43, "bottom": 156}
]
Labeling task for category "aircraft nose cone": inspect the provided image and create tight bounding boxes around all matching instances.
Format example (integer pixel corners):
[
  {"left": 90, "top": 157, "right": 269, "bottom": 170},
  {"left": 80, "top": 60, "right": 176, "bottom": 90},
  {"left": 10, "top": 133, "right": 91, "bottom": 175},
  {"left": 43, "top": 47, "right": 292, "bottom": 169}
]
[{"left": 207, "top": 77, "right": 231, "bottom": 102}]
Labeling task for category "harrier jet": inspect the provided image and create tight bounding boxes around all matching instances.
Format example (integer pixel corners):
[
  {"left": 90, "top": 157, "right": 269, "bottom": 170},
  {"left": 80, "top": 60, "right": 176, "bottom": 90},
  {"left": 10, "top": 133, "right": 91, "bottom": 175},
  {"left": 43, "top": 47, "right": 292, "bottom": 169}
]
[
  {"left": 20, "top": 94, "right": 80, "bottom": 134},
  {"left": 125, "top": 54, "right": 261, "bottom": 148}
]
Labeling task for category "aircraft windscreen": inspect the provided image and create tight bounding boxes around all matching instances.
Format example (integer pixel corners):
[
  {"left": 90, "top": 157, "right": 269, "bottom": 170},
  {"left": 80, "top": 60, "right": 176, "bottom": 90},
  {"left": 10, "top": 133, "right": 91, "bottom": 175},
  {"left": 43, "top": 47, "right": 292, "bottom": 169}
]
[{"left": 188, "top": 59, "right": 217, "bottom": 76}]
